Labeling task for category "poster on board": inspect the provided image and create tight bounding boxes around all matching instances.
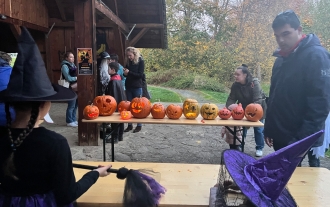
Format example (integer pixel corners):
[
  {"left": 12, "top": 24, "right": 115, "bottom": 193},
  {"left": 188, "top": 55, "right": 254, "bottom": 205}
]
[{"left": 77, "top": 48, "right": 93, "bottom": 75}]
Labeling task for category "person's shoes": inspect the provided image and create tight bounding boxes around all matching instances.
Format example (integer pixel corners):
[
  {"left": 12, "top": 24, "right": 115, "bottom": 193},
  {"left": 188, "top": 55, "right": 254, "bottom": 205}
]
[
  {"left": 67, "top": 122, "right": 78, "bottom": 127},
  {"left": 133, "top": 126, "right": 142, "bottom": 133},
  {"left": 118, "top": 134, "right": 123, "bottom": 141},
  {"left": 106, "top": 137, "right": 118, "bottom": 144},
  {"left": 74, "top": 121, "right": 78, "bottom": 125},
  {"left": 255, "top": 150, "right": 263, "bottom": 157},
  {"left": 124, "top": 125, "right": 133, "bottom": 132}
]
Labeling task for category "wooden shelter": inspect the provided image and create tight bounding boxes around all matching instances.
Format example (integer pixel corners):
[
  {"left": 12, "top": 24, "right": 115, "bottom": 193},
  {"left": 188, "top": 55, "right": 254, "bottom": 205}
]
[{"left": 0, "top": 0, "right": 167, "bottom": 146}]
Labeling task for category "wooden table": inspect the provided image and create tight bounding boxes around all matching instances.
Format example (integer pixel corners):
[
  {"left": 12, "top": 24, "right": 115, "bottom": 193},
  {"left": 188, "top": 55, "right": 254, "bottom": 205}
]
[
  {"left": 82, "top": 113, "right": 263, "bottom": 161},
  {"left": 73, "top": 161, "right": 330, "bottom": 207}
]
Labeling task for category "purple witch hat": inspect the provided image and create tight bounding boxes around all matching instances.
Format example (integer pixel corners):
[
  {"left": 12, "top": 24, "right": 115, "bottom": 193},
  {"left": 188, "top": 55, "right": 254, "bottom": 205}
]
[{"left": 222, "top": 130, "right": 324, "bottom": 207}]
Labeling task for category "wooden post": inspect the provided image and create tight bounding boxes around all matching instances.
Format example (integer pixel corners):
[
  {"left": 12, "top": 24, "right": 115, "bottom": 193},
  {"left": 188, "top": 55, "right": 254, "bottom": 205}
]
[{"left": 74, "top": 0, "right": 98, "bottom": 146}]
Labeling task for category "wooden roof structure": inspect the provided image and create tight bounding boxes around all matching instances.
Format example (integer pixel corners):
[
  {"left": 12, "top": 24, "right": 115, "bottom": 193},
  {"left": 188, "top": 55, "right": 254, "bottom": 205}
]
[{"left": 45, "top": 0, "right": 167, "bottom": 49}]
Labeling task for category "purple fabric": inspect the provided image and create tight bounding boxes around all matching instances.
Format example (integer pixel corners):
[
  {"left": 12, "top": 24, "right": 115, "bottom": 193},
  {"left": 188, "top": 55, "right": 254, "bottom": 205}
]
[
  {"left": 136, "top": 170, "right": 166, "bottom": 205},
  {"left": 223, "top": 130, "right": 324, "bottom": 207},
  {"left": 0, "top": 192, "right": 74, "bottom": 207}
]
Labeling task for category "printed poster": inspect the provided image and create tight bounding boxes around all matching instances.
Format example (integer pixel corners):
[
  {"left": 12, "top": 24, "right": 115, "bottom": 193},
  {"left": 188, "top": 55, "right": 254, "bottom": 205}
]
[{"left": 77, "top": 48, "right": 93, "bottom": 75}]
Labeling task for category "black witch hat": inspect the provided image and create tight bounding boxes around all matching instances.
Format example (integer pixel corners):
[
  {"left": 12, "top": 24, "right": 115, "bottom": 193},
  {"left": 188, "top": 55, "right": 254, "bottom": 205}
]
[{"left": 0, "top": 27, "right": 76, "bottom": 102}]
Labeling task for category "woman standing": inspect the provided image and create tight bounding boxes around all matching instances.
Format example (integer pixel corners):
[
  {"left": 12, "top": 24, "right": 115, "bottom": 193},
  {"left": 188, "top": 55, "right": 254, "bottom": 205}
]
[
  {"left": 61, "top": 52, "right": 78, "bottom": 127},
  {"left": 123, "top": 47, "right": 144, "bottom": 133},
  {"left": 226, "top": 64, "right": 267, "bottom": 157},
  {"left": 0, "top": 27, "right": 112, "bottom": 206}
]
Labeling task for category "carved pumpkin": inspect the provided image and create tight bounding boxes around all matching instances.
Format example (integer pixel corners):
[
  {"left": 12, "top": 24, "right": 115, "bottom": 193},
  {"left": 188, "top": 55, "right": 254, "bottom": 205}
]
[
  {"left": 183, "top": 99, "right": 200, "bottom": 119},
  {"left": 245, "top": 103, "right": 263, "bottom": 122},
  {"left": 151, "top": 103, "right": 166, "bottom": 119},
  {"left": 218, "top": 107, "right": 231, "bottom": 120},
  {"left": 130, "top": 97, "right": 151, "bottom": 118},
  {"left": 118, "top": 101, "right": 131, "bottom": 112},
  {"left": 120, "top": 110, "right": 132, "bottom": 120},
  {"left": 232, "top": 103, "right": 245, "bottom": 120},
  {"left": 165, "top": 104, "right": 183, "bottom": 119},
  {"left": 93, "top": 95, "right": 117, "bottom": 116},
  {"left": 200, "top": 103, "right": 219, "bottom": 120},
  {"left": 83, "top": 104, "right": 99, "bottom": 120}
]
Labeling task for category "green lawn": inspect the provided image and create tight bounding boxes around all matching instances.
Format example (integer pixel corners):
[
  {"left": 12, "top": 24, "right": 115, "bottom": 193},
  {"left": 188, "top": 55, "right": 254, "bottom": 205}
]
[
  {"left": 326, "top": 150, "right": 330, "bottom": 158},
  {"left": 198, "top": 90, "right": 228, "bottom": 103},
  {"left": 148, "top": 85, "right": 183, "bottom": 103}
]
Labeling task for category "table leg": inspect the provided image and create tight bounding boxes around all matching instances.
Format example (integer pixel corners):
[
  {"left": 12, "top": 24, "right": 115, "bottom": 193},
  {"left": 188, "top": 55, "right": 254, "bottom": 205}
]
[
  {"left": 225, "top": 126, "right": 244, "bottom": 152},
  {"left": 102, "top": 123, "right": 106, "bottom": 161},
  {"left": 103, "top": 124, "right": 119, "bottom": 162}
]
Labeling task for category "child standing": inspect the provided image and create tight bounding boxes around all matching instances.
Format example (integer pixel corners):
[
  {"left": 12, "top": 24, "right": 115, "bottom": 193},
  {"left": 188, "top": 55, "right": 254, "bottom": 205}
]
[{"left": 105, "top": 62, "right": 126, "bottom": 143}]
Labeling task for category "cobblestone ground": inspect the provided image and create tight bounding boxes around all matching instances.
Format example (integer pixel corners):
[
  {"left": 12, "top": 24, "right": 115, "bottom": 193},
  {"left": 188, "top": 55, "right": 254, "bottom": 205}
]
[{"left": 44, "top": 102, "right": 330, "bottom": 169}]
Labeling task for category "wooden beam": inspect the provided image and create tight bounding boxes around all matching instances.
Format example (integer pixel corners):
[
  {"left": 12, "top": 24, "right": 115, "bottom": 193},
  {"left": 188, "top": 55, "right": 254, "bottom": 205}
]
[
  {"left": 74, "top": 0, "right": 99, "bottom": 146},
  {"left": 94, "top": 0, "right": 129, "bottom": 33},
  {"left": 54, "top": 0, "right": 67, "bottom": 21},
  {"left": 9, "top": 24, "right": 21, "bottom": 40},
  {"left": 127, "top": 23, "right": 164, "bottom": 29},
  {"left": 0, "top": 16, "right": 48, "bottom": 33},
  {"left": 129, "top": 28, "right": 149, "bottom": 47},
  {"left": 49, "top": 18, "right": 115, "bottom": 28}
]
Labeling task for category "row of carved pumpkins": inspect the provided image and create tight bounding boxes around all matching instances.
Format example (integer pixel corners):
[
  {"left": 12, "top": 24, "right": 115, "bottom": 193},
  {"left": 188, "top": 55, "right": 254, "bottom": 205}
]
[{"left": 83, "top": 95, "right": 263, "bottom": 122}]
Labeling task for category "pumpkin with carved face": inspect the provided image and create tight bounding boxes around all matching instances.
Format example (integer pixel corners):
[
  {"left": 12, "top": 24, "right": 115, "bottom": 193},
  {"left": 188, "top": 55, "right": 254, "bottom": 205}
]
[
  {"left": 118, "top": 101, "right": 131, "bottom": 112},
  {"left": 93, "top": 95, "right": 117, "bottom": 116},
  {"left": 245, "top": 103, "right": 263, "bottom": 122},
  {"left": 151, "top": 103, "right": 166, "bottom": 119},
  {"left": 232, "top": 103, "right": 245, "bottom": 120},
  {"left": 130, "top": 97, "right": 151, "bottom": 118},
  {"left": 120, "top": 110, "right": 132, "bottom": 120},
  {"left": 83, "top": 104, "right": 99, "bottom": 120},
  {"left": 183, "top": 99, "right": 200, "bottom": 119},
  {"left": 218, "top": 107, "right": 231, "bottom": 120},
  {"left": 165, "top": 104, "right": 183, "bottom": 119},
  {"left": 200, "top": 103, "right": 219, "bottom": 120}
]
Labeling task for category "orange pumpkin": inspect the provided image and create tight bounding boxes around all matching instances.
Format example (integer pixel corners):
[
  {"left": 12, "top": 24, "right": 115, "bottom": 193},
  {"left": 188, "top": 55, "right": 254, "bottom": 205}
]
[
  {"left": 232, "top": 103, "right": 245, "bottom": 120},
  {"left": 120, "top": 110, "right": 132, "bottom": 120},
  {"left": 130, "top": 97, "right": 151, "bottom": 118},
  {"left": 200, "top": 103, "right": 219, "bottom": 120},
  {"left": 151, "top": 103, "right": 166, "bottom": 119},
  {"left": 183, "top": 99, "right": 200, "bottom": 119},
  {"left": 83, "top": 104, "right": 99, "bottom": 120},
  {"left": 118, "top": 101, "right": 131, "bottom": 112},
  {"left": 245, "top": 103, "right": 263, "bottom": 122},
  {"left": 93, "top": 95, "right": 117, "bottom": 116},
  {"left": 218, "top": 107, "right": 231, "bottom": 120},
  {"left": 165, "top": 104, "right": 183, "bottom": 119}
]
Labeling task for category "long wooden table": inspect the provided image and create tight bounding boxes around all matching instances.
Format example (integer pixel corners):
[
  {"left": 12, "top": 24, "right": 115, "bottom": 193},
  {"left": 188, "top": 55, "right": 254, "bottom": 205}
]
[
  {"left": 82, "top": 113, "right": 263, "bottom": 161},
  {"left": 73, "top": 161, "right": 330, "bottom": 207}
]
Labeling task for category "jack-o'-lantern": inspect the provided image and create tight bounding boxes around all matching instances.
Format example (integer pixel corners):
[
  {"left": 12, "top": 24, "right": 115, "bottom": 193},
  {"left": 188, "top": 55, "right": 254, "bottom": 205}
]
[
  {"left": 130, "top": 97, "right": 151, "bottom": 118},
  {"left": 118, "top": 101, "right": 131, "bottom": 112},
  {"left": 165, "top": 104, "right": 183, "bottom": 119},
  {"left": 200, "top": 103, "right": 219, "bottom": 120},
  {"left": 151, "top": 103, "right": 166, "bottom": 119},
  {"left": 120, "top": 110, "right": 132, "bottom": 120},
  {"left": 93, "top": 95, "right": 117, "bottom": 116},
  {"left": 245, "top": 103, "right": 263, "bottom": 122},
  {"left": 218, "top": 107, "right": 231, "bottom": 120},
  {"left": 83, "top": 104, "right": 99, "bottom": 120},
  {"left": 183, "top": 99, "right": 200, "bottom": 119},
  {"left": 232, "top": 103, "right": 245, "bottom": 120}
]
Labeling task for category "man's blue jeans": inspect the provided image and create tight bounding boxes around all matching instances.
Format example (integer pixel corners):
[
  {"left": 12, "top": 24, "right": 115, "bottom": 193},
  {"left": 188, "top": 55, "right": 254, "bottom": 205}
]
[
  {"left": 66, "top": 98, "right": 78, "bottom": 123},
  {"left": 126, "top": 87, "right": 142, "bottom": 127},
  {"left": 242, "top": 119, "right": 265, "bottom": 150}
]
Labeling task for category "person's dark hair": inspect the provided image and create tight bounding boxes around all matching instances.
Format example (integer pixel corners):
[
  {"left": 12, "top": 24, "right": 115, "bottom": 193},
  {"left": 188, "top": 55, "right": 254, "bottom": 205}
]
[
  {"left": 272, "top": 10, "right": 301, "bottom": 30},
  {"left": 109, "top": 62, "right": 119, "bottom": 72},
  {"left": 237, "top": 64, "right": 253, "bottom": 84},
  {"left": 0, "top": 51, "right": 12, "bottom": 63},
  {"left": 110, "top": 54, "right": 119, "bottom": 62},
  {"left": 3, "top": 102, "right": 41, "bottom": 180},
  {"left": 64, "top": 51, "right": 73, "bottom": 59}
]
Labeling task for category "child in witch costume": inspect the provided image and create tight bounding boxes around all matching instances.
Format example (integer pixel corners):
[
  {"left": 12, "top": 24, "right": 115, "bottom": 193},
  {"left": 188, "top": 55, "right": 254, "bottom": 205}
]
[
  {"left": 105, "top": 62, "right": 126, "bottom": 143},
  {"left": 0, "top": 27, "right": 112, "bottom": 206}
]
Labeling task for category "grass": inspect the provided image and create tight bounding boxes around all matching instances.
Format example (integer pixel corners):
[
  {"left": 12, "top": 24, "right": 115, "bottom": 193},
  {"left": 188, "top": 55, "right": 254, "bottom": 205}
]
[
  {"left": 148, "top": 85, "right": 183, "bottom": 103},
  {"left": 261, "top": 83, "right": 270, "bottom": 96},
  {"left": 326, "top": 150, "right": 330, "bottom": 158},
  {"left": 198, "top": 90, "right": 228, "bottom": 103}
]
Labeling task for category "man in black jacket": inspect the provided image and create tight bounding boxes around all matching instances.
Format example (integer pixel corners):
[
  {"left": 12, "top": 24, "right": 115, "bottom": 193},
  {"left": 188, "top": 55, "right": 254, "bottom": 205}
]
[{"left": 264, "top": 10, "right": 330, "bottom": 167}]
